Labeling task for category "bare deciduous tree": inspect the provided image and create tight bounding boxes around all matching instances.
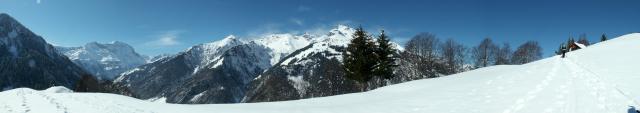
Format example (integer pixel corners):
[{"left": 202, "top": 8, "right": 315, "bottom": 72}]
[
  {"left": 494, "top": 43, "right": 512, "bottom": 65},
  {"left": 472, "top": 38, "right": 498, "bottom": 68},
  {"left": 405, "top": 32, "right": 441, "bottom": 78},
  {"left": 406, "top": 33, "right": 440, "bottom": 61},
  {"left": 440, "top": 38, "right": 466, "bottom": 75},
  {"left": 511, "top": 41, "right": 542, "bottom": 64}
]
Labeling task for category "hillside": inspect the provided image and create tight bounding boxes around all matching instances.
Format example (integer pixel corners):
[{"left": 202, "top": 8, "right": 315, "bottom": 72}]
[{"left": 1, "top": 33, "right": 639, "bottom": 113}]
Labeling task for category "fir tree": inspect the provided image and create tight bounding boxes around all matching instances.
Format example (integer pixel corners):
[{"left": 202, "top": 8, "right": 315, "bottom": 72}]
[
  {"left": 601, "top": 34, "right": 607, "bottom": 42},
  {"left": 373, "top": 30, "right": 397, "bottom": 79},
  {"left": 343, "top": 26, "right": 377, "bottom": 83},
  {"left": 555, "top": 43, "right": 563, "bottom": 55},
  {"left": 578, "top": 34, "right": 590, "bottom": 46}
]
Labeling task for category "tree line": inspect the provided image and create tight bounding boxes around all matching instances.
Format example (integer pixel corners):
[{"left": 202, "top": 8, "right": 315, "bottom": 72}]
[
  {"left": 555, "top": 33, "right": 608, "bottom": 55},
  {"left": 343, "top": 26, "right": 545, "bottom": 86}
]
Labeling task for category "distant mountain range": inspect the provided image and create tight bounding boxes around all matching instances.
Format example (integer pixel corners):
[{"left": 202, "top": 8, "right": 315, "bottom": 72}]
[{"left": 0, "top": 13, "right": 430, "bottom": 104}]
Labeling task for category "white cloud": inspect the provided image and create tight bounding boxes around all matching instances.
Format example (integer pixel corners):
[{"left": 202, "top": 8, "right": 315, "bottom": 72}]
[
  {"left": 244, "top": 20, "right": 358, "bottom": 37},
  {"left": 246, "top": 23, "right": 283, "bottom": 38},
  {"left": 334, "top": 20, "right": 354, "bottom": 25},
  {"left": 297, "top": 5, "right": 311, "bottom": 12},
  {"left": 147, "top": 30, "right": 184, "bottom": 46},
  {"left": 290, "top": 18, "right": 304, "bottom": 26}
]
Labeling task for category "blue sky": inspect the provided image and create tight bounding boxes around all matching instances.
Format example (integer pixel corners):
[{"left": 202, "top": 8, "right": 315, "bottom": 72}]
[{"left": 1, "top": 0, "right": 639, "bottom": 56}]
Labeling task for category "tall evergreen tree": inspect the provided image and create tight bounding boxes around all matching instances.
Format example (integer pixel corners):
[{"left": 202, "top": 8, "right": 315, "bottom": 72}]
[
  {"left": 578, "top": 34, "right": 590, "bottom": 46},
  {"left": 343, "top": 26, "right": 377, "bottom": 83},
  {"left": 600, "top": 34, "right": 608, "bottom": 42},
  {"left": 555, "top": 43, "right": 564, "bottom": 55},
  {"left": 373, "top": 30, "right": 397, "bottom": 79}
]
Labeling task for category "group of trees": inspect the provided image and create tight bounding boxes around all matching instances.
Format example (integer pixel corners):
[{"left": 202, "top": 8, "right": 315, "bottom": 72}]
[
  {"left": 556, "top": 33, "right": 608, "bottom": 55},
  {"left": 343, "top": 27, "right": 398, "bottom": 85},
  {"left": 471, "top": 38, "right": 542, "bottom": 68},
  {"left": 343, "top": 27, "right": 547, "bottom": 85},
  {"left": 401, "top": 33, "right": 543, "bottom": 77}
]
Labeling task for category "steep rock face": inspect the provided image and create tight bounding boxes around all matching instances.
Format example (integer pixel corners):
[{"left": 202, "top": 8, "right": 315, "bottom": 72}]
[
  {"left": 56, "top": 41, "right": 147, "bottom": 80},
  {"left": 0, "top": 13, "right": 92, "bottom": 91}
]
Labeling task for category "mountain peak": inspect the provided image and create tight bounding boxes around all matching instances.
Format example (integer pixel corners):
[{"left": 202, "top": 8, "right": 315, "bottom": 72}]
[
  {"left": 224, "top": 35, "right": 237, "bottom": 40},
  {"left": 328, "top": 24, "right": 355, "bottom": 37},
  {"left": 0, "top": 13, "right": 23, "bottom": 28},
  {"left": 0, "top": 13, "right": 33, "bottom": 38},
  {"left": 0, "top": 13, "right": 13, "bottom": 22},
  {"left": 336, "top": 24, "right": 351, "bottom": 30},
  {"left": 0, "top": 13, "right": 10, "bottom": 19},
  {"left": 58, "top": 41, "right": 147, "bottom": 80},
  {"left": 110, "top": 41, "right": 127, "bottom": 45}
]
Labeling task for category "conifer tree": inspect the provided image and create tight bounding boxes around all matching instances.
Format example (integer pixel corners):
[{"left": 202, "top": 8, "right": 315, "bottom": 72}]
[
  {"left": 600, "top": 34, "right": 607, "bottom": 42},
  {"left": 373, "top": 30, "right": 397, "bottom": 79},
  {"left": 343, "top": 26, "right": 377, "bottom": 83},
  {"left": 555, "top": 43, "right": 563, "bottom": 55},
  {"left": 578, "top": 34, "right": 590, "bottom": 46}
]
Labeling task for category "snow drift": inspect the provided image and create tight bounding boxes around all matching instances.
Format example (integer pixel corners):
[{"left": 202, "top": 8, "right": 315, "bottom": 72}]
[{"left": 1, "top": 33, "right": 640, "bottom": 113}]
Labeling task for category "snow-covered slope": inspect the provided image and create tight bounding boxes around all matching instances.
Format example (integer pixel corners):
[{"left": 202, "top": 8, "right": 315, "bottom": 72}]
[
  {"left": 56, "top": 41, "right": 148, "bottom": 80},
  {"left": 3, "top": 33, "right": 639, "bottom": 113}
]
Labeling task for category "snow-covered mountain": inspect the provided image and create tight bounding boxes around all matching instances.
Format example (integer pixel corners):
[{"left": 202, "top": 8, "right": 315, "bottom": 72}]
[
  {"left": 3, "top": 33, "right": 640, "bottom": 113},
  {"left": 0, "top": 13, "right": 94, "bottom": 91},
  {"left": 56, "top": 41, "right": 148, "bottom": 80},
  {"left": 253, "top": 33, "right": 312, "bottom": 65},
  {"left": 242, "top": 25, "right": 361, "bottom": 102},
  {"left": 114, "top": 25, "right": 409, "bottom": 104},
  {"left": 147, "top": 53, "right": 173, "bottom": 63},
  {"left": 242, "top": 25, "right": 417, "bottom": 102},
  {"left": 113, "top": 32, "right": 315, "bottom": 103}
]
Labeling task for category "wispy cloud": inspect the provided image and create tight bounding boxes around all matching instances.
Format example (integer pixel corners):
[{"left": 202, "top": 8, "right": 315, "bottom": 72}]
[
  {"left": 290, "top": 18, "right": 304, "bottom": 26},
  {"left": 334, "top": 20, "right": 354, "bottom": 25},
  {"left": 245, "top": 20, "right": 359, "bottom": 37},
  {"left": 297, "top": 5, "right": 311, "bottom": 12},
  {"left": 36, "top": 0, "right": 41, "bottom": 4},
  {"left": 147, "top": 30, "right": 185, "bottom": 46},
  {"left": 246, "top": 23, "right": 283, "bottom": 38}
]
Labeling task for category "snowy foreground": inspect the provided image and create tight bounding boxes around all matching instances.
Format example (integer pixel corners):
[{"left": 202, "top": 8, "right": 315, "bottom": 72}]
[{"left": 2, "top": 33, "right": 640, "bottom": 113}]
